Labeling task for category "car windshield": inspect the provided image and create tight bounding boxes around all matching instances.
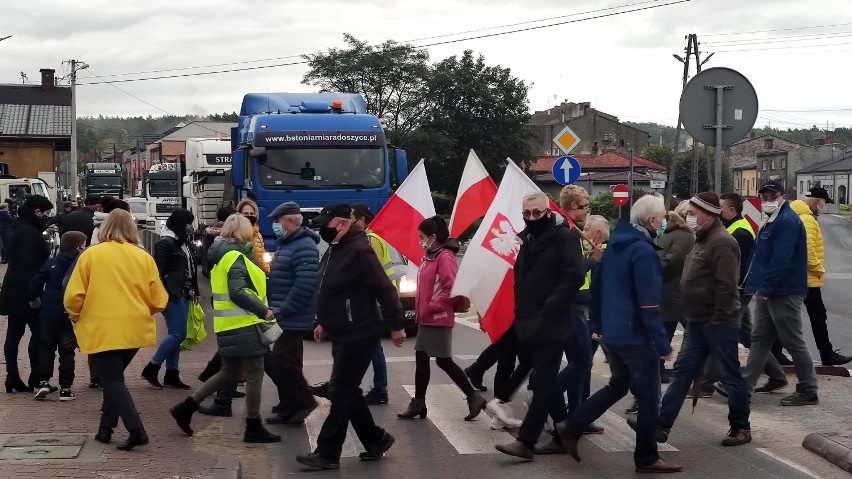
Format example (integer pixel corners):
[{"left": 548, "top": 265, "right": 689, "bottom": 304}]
[
  {"left": 129, "top": 202, "right": 147, "bottom": 214},
  {"left": 258, "top": 148, "right": 384, "bottom": 189},
  {"left": 148, "top": 179, "right": 178, "bottom": 196},
  {"left": 89, "top": 176, "right": 121, "bottom": 187}
]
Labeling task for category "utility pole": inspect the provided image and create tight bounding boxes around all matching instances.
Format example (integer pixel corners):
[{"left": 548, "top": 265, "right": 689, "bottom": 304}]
[
  {"left": 69, "top": 59, "right": 88, "bottom": 200},
  {"left": 666, "top": 35, "right": 693, "bottom": 200}
]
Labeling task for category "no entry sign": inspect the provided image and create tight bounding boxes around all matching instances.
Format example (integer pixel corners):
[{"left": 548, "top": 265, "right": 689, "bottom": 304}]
[{"left": 613, "top": 184, "right": 629, "bottom": 206}]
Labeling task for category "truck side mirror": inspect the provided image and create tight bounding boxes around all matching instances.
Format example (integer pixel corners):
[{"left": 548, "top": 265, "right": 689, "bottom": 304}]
[
  {"left": 249, "top": 147, "right": 267, "bottom": 166},
  {"left": 394, "top": 149, "right": 408, "bottom": 185},
  {"left": 232, "top": 151, "right": 245, "bottom": 188}
]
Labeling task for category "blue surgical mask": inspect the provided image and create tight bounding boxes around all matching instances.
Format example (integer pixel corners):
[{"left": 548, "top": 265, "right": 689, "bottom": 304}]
[
  {"left": 272, "top": 222, "right": 284, "bottom": 238},
  {"left": 657, "top": 218, "right": 668, "bottom": 236}
]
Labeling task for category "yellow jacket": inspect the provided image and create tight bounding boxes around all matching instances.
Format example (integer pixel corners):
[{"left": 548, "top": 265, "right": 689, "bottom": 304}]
[
  {"left": 252, "top": 224, "right": 270, "bottom": 274},
  {"left": 790, "top": 200, "right": 825, "bottom": 287},
  {"left": 64, "top": 241, "right": 169, "bottom": 354}
]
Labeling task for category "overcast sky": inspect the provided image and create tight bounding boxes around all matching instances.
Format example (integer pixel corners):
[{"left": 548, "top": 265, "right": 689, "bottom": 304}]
[{"left": 3, "top": 0, "right": 852, "bottom": 132}]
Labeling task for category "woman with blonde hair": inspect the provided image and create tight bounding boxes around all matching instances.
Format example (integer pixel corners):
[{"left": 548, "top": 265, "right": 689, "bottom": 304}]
[
  {"left": 64, "top": 209, "right": 168, "bottom": 451},
  {"left": 236, "top": 199, "right": 270, "bottom": 274},
  {"left": 169, "top": 214, "right": 280, "bottom": 444}
]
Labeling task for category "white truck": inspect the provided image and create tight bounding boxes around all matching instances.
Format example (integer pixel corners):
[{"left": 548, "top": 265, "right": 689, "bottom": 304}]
[{"left": 145, "top": 162, "right": 180, "bottom": 231}]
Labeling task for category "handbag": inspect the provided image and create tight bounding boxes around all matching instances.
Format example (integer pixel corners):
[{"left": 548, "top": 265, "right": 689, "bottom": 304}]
[
  {"left": 257, "top": 320, "right": 283, "bottom": 346},
  {"left": 181, "top": 299, "right": 208, "bottom": 350}
]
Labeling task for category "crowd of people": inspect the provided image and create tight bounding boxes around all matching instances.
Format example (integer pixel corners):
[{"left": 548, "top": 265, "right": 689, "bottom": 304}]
[{"left": 0, "top": 180, "right": 848, "bottom": 474}]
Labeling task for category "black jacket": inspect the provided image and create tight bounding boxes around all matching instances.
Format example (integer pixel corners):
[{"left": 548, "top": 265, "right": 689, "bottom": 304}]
[
  {"left": 59, "top": 208, "right": 96, "bottom": 245},
  {"left": 154, "top": 233, "right": 198, "bottom": 302},
  {"left": 0, "top": 213, "right": 50, "bottom": 316},
  {"left": 315, "top": 227, "right": 403, "bottom": 343},
  {"left": 28, "top": 251, "right": 78, "bottom": 318},
  {"left": 514, "top": 217, "right": 585, "bottom": 345}
]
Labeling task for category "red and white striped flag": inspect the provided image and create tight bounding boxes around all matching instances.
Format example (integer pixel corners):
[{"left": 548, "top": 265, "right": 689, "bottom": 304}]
[
  {"left": 449, "top": 150, "right": 499, "bottom": 238},
  {"left": 370, "top": 159, "right": 436, "bottom": 266}
]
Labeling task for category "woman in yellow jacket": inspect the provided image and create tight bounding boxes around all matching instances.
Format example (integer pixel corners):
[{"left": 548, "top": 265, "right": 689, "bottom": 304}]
[
  {"left": 237, "top": 199, "right": 270, "bottom": 274},
  {"left": 64, "top": 210, "right": 168, "bottom": 451}
]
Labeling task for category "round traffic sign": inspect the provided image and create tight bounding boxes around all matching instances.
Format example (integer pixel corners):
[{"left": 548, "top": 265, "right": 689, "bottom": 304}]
[
  {"left": 612, "top": 184, "right": 629, "bottom": 206},
  {"left": 552, "top": 156, "right": 582, "bottom": 185},
  {"left": 679, "top": 67, "right": 758, "bottom": 147}
]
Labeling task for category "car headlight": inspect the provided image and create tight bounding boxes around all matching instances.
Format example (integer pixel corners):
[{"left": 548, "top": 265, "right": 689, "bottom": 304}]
[
  {"left": 263, "top": 252, "right": 273, "bottom": 264},
  {"left": 399, "top": 275, "right": 417, "bottom": 293}
]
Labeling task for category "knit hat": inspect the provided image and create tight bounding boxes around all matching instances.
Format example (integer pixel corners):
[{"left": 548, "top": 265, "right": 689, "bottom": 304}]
[
  {"left": 23, "top": 195, "right": 53, "bottom": 213},
  {"left": 268, "top": 201, "right": 301, "bottom": 219},
  {"left": 689, "top": 192, "right": 722, "bottom": 216}
]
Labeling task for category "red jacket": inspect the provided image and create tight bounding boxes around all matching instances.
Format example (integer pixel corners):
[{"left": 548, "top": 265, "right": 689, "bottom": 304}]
[{"left": 415, "top": 246, "right": 458, "bottom": 327}]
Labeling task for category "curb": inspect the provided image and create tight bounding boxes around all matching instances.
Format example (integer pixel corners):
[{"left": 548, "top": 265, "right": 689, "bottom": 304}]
[
  {"left": 803, "top": 432, "right": 852, "bottom": 473},
  {"left": 785, "top": 365, "right": 852, "bottom": 378},
  {"left": 213, "top": 456, "right": 242, "bottom": 479}
]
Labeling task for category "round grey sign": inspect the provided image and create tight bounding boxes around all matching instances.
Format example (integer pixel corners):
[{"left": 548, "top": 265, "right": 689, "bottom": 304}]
[{"left": 679, "top": 67, "right": 758, "bottom": 147}]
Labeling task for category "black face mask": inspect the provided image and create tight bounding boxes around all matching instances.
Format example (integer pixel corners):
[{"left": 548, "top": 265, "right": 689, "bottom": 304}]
[
  {"left": 523, "top": 214, "right": 551, "bottom": 235},
  {"left": 319, "top": 226, "right": 339, "bottom": 244},
  {"left": 244, "top": 215, "right": 258, "bottom": 226}
]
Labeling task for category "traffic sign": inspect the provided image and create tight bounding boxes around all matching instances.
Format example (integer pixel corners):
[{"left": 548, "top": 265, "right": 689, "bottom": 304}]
[
  {"left": 552, "top": 126, "right": 581, "bottom": 155},
  {"left": 613, "top": 184, "right": 629, "bottom": 206},
  {"left": 552, "top": 156, "right": 582, "bottom": 185}
]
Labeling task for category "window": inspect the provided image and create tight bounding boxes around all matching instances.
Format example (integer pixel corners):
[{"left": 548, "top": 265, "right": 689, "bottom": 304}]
[
  {"left": 764, "top": 138, "right": 774, "bottom": 149},
  {"left": 781, "top": 159, "right": 786, "bottom": 169},
  {"left": 763, "top": 160, "right": 768, "bottom": 171},
  {"left": 800, "top": 181, "right": 804, "bottom": 193},
  {"left": 771, "top": 160, "right": 775, "bottom": 170},
  {"left": 736, "top": 176, "right": 741, "bottom": 189}
]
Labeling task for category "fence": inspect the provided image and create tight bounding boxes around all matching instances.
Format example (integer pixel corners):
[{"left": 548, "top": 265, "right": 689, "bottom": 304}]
[{"left": 141, "top": 229, "right": 161, "bottom": 255}]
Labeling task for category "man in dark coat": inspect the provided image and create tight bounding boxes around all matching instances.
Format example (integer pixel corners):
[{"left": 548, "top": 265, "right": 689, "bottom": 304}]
[
  {"left": 0, "top": 195, "right": 53, "bottom": 392},
  {"left": 59, "top": 194, "right": 100, "bottom": 245}
]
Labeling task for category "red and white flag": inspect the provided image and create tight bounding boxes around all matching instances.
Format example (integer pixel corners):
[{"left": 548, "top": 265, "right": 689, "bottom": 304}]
[
  {"left": 370, "top": 159, "right": 436, "bottom": 266},
  {"left": 449, "top": 150, "right": 498, "bottom": 238},
  {"left": 451, "top": 159, "right": 543, "bottom": 342}
]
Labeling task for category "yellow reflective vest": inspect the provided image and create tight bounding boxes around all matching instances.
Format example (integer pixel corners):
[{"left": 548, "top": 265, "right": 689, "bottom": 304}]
[
  {"left": 210, "top": 250, "right": 268, "bottom": 333},
  {"left": 726, "top": 218, "right": 755, "bottom": 239},
  {"left": 581, "top": 243, "right": 607, "bottom": 291},
  {"left": 367, "top": 230, "right": 395, "bottom": 281}
]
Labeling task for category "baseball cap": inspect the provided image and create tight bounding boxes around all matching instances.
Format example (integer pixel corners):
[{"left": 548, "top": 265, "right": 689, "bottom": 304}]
[
  {"left": 351, "top": 203, "right": 375, "bottom": 222},
  {"left": 758, "top": 180, "right": 784, "bottom": 194},
  {"left": 805, "top": 186, "right": 834, "bottom": 204},
  {"left": 314, "top": 204, "right": 352, "bottom": 227}
]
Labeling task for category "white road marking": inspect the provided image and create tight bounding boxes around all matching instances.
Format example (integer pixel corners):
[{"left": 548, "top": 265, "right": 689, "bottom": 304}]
[
  {"left": 825, "top": 272, "right": 852, "bottom": 280},
  {"left": 305, "top": 355, "right": 479, "bottom": 367},
  {"left": 403, "top": 384, "right": 514, "bottom": 454},
  {"left": 584, "top": 410, "right": 678, "bottom": 452},
  {"left": 455, "top": 315, "right": 482, "bottom": 330},
  {"left": 303, "top": 399, "right": 362, "bottom": 458},
  {"left": 756, "top": 448, "right": 821, "bottom": 479}
]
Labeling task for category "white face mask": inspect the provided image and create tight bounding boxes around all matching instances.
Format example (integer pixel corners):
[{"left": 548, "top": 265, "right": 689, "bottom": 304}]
[
  {"left": 685, "top": 214, "right": 699, "bottom": 231},
  {"left": 762, "top": 201, "right": 779, "bottom": 215}
]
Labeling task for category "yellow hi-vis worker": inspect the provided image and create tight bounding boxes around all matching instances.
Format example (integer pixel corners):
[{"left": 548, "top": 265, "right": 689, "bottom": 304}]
[{"left": 211, "top": 250, "right": 269, "bottom": 332}]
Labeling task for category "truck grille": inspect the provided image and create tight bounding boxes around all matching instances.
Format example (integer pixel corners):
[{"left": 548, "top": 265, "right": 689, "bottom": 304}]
[{"left": 155, "top": 204, "right": 178, "bottom": 214}]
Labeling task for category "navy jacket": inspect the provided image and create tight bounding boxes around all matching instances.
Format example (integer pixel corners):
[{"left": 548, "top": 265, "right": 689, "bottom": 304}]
[
  {"left": 268, "top": 227, "right": 320, "bottom": 332},
  {"left": 590, "top": 220, "right": 671, "bottom": 357},
  {"left": 746, "top": 201, "right": 808, "bottom": 297},
  {"left": 28, "top": 251, "right": 78, "bottom": 318}
]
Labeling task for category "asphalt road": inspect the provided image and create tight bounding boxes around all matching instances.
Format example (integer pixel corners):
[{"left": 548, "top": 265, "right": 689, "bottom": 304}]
[{"left": 812, "top": 213, "right": 852, "bottom": 358}]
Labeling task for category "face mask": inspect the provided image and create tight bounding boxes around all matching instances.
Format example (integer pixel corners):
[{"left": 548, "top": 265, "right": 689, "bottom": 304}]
[
  {"left": 762, "top": 201, "right": 779, "bottom": 215},
  {"left": 686, "top": 214, "right": 700, "bottom": 231},
  {"left": 272, "top": 222, "right": 284, "bottom": 238},
  {"left": 523, "top": 214, "right": 551, "bottom": 235},
  {"left": 244, "top": 215, "right": 258, "bottom": 226},
  {"left": 657, "top": 218, "right": 668, "bottom": 236},
  {"left": 319, "top": 226, "right": 339, "bottom": 244},
  {"left": 420, "top": 236, "right": 434, "bottom": 251}
]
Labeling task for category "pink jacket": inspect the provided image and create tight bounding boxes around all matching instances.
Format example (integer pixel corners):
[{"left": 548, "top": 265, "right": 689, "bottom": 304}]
[{"left": 415, "top": 247, "right": 458, "bottom": 328}]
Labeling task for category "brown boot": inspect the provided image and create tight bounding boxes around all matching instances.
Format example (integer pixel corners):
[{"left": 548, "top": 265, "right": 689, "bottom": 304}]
[
  {"left": 636, "top": 458, "right": 683, "bottom": 473},
  {"left": 721, "top": 428, "right": 752, "bottom": 447}
]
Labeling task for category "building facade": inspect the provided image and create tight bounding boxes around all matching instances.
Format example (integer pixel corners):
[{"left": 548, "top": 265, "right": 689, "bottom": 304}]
[
  {"left": 795, "top": 151, "right": 852, "bottom": 205},
  {"left": 529, "top": 152, "right": 667, "bottom": 198}
]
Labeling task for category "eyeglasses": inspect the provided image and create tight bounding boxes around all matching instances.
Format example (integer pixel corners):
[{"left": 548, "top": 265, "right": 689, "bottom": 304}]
[
  {"left": 522, "top": 208, "right": 550, "bottom": 219},
  {"left": 576, "top": 203, "right": 590, "bottom": 210},
  {"left": 759, "top": 192, "right": 782, "bottom": 201}
]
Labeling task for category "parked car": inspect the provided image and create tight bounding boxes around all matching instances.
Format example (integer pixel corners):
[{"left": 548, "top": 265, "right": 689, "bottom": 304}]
[{"left": 127, "top": 197, "right": 149, "bottom": 228}]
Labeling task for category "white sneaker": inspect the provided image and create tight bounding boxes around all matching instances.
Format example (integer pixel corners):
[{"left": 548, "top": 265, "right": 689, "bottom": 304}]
[
  {"left": 486, "top": 399, "right": 515, "bottom": 424},
  {"left": 490, "top": 415, "right": 523, "bottom": 430}
]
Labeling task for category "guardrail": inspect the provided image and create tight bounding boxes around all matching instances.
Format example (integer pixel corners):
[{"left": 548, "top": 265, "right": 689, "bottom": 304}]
[{"left": 141, "top": 229, "right": 161, "bottom": 256}]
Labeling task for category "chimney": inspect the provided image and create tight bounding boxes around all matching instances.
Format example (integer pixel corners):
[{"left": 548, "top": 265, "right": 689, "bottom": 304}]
[{"left": 39, "top": 68, "right": 55, "bottom": 90}]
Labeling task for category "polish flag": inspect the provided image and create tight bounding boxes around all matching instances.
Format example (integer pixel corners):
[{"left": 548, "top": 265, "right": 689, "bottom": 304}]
[
  {"left": 449, "top": 150, "right": 498, "bottom": 238},
  {"left": 370, "top": 159, "right": 436, "bottom": 266},
  {"left": 451, "top": 159, "right": 543, "bottom": 343}
]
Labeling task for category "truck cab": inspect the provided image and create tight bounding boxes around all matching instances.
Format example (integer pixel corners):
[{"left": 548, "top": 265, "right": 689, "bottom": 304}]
[
  {"left": 145, "top": 163, "right": 180, "bottom": 231},
  {"left": 82, "top": 163, "right": 123, "bottom": 199}
]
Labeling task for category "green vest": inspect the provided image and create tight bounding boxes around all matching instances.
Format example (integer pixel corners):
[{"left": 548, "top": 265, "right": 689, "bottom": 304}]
[
  {"left": 726, "top": 218, "right": 755, "bottom": 239},
  {"left": 581, "top": 243, "right": 607, "bottom": 291},
  {"left": 211, "top": 250, "right": 268, "bottom": 333},
  {"left": 367, "top": 230, "right": 395, "bottom": 279}
]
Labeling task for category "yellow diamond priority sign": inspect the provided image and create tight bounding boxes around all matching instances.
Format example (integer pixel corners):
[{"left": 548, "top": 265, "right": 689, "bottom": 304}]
[{"left": 553, "top": 126, "right": 580, "bottom": 155}]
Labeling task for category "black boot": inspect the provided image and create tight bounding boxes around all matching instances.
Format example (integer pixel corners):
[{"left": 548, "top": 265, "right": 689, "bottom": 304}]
[
  {"left": 244, "top": 417, "right": 281, "bottom": 443},
  {"left": 169, "top": 397, "right": 199, "bottom": 436},
  {"left": 4, "top": 373, "right": 32, "bottom": 393},
  {"left": 198, "top": 401, "right": 232, "bottom": 417},
  {"left": 465, "top": 392, "right": 487, "bottom": 421},
  {"left": 116, "top": 428, "right": 149, "bottom": 451},
  {"left": 94, "top": 427, "right": 113, "bottom": 444},
  {"left": 163, "top": 369, "right": 191, "bottom": 390},
  {"left": 140, "top": 362, "right": 162, "bottom": 389},
  {"left": 198, "top": 357, "right": 220, "bottom": 382},
  {"left": 397, "top": 398, "right": 427, "bottom": 419}
]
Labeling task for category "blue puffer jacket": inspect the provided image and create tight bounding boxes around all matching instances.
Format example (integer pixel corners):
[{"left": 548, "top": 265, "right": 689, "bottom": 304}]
[
  {"left": 28, "top": 251, "right": 78, "bottom": 318},
  {"left": 746, "top": 201, "right": 808, "bottom": 297},
  {"left": 590, "top": 220, "right": 671, "bottom": 357},
  {"left": 268, "top": 227, "right": 320, "bottom": 332}
]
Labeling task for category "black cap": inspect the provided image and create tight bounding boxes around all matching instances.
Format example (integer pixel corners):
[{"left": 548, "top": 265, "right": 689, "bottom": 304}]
[
  {"left": 84, "top": 194, "right": 101, "bottom": 206},
  {"left": 351, "top": 203, "right": 374, "bottom": 222},
  {"left": 805, "top": 186, "right": 834, "bottom": 204},
  {"left": 314, "top": 204, "right": 351, "bottom": 227},
  {"left": 23, "top": 195, "right": 53, "bottom": 212},
  {"left": 268, "top": 201, "right": 301, "bottom": 219},
  {"left": 758, "top": 180, "right": 784, "bottom": 194}
]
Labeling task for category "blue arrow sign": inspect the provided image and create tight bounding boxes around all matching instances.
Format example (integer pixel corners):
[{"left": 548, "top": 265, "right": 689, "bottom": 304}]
[{"left": 552, "top": 155, "right": 581, "bottom": 185}]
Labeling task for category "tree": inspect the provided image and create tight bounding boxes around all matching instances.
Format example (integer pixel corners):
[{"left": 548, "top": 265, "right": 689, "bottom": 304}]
[{"left": 302, "top": 34, "right": 431, "bottom": 143}]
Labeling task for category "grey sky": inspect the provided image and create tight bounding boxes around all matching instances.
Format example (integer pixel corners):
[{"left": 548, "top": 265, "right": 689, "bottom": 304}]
[{"left": 3, "top": 0, "right": 851, "bottom": 131}]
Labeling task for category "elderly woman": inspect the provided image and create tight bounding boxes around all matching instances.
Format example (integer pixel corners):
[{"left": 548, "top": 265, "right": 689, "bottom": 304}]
[
  {"left": 64, "top": 210, "right": 168, "bottom": 451},
  {"left": 169, "top": 214, "right": 280, "bottom": 444},
  {"left": 236, "top": 199, "right": 270, "bottom": 274}
]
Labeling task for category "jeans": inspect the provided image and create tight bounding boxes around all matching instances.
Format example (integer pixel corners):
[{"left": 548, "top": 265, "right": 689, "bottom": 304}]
[
  {"left": 564, "top": 345, "right": 661, "bottom": 468},
  {"left": 660, "top": 321, "right": 750, "bottom": 431},
  {"left": 35, "top": 315, "right": 77, "bottom": 388},
  {"left": 4, "top": 313, "right": 40, "bottom": 377},
  {"left": 558, "top": 312, "right": 594, "bottom": 413},
  {"left": 371, "top": 341, "right": 388, "bottom": 393},
  {"left": 518, "top": 342, "right": 566, "bottom": 446},
  {"left": 317, "top": 336, "right": 385, "bottom": 461},
  {"left": 194, "top": 355, "right": 264, "bottom": 418},
  {"left": 151, "top": 298, "right": 188, "bottom": 370},
  {"left": 264, "top": 331, "right": 314, "bottom": 415},
  {"left": 91, "top": 349, "right": 143, "bottom": 432},
  {"left": 745, "top": 294, "right": 817, "bottom": 394}
]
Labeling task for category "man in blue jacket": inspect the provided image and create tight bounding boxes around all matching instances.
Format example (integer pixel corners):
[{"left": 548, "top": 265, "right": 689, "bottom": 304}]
[
  {"left": 743, "top": 180, "right": 818, "bottom": 406},
  {"left": 555, "top": 195, "right": 682, "bottom": 474},
  {"left": 263, "top": 201, "right": 321, "bottom": 425}
]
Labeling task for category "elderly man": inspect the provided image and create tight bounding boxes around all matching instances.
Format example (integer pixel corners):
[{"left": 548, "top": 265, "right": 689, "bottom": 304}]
[
  {"left": 743, "top": 180, "right": 818, "bottom": 406},
  {"left": 555, "top": 195, "right": 681, "bottom": 474},
  {"left": 629, "top": 193, "right": 750, "bottom": 447}
]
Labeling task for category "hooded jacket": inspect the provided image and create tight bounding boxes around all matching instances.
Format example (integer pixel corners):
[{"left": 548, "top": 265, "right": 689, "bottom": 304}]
[
  {"left": 268, "top": 227, "right": 320, "bottom": 332},
  {"left": 0, "top": 211, "right": 50, "bottom": 316},
  {"left": 59, "top": 207, "right": 97, "bottom": 245},
  {"left": 416, "top": 239, "right": 460, "bottom": 328},
  {"left": 315, "top": 226, "right": 403, "bottom": 343},
  {"left": 590, "top": 220, "right": 671, "bottom": 357},
  {"left": 154, "top": 225, "right": 198, "bottom": 302},
  {"left": 28, "top": 251, "right": 79, "bottom": 318},
  {"left": 657, "top": 211, "right": 695, "bottom": 301},
  {"left": 679, "top": 218, "right": 741, "bottom": 324},
  {"left": 790, "top": 200, "right": 825, "bottom": 288},
  {"left": 746, "top": 200, "right": 808, "bottom": 297}
]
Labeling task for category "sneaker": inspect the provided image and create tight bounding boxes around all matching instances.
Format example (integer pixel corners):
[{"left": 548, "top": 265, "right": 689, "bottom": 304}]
[
  {"left": 490, "top": 415, "right": 522, "bottom": 430},
  {"left": 359, "top": 431, "right": 395, "bottom": 461},
  {"left": 625, "top": 399, "right": 639, "bottom": 414},
  {"left": 34, "top": 381, "right": 57, "bottom": 400},
  {"left": 754, "top": 378, "right": 788, "bottom": 394},
  {"left": 486, "top": 399, "right": 518, "bottom": 425},
  {"left": 59, "top": 389, "right": 75, "bottom": 401},
  {"left": 364, "top": 387, "right": 389, "bottom": 405},
  {"left": 309, "top": 382, "right": 329, "bottom": 399},
  {"left": 721, "top": 428, "right": 751, "bottom": 446},
  {"left": 296, "top": 452, "right": 340, "bottom": 470},
  {"left": 780, "top": 391, "right": 818, "bottom": 406},
  {"left": 88, "top": 375, "right": 99, "bottom": 389},
  {"left": 821, "top": 350, "right": 852, "bottom": 366}
]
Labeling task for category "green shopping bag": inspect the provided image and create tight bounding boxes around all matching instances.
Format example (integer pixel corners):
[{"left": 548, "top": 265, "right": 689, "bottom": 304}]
[{"left": 181, "top": 299, "right": 208, "bottom": 350}]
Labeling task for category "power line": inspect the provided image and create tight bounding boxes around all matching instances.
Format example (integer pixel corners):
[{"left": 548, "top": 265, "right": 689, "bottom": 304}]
[
  {"left": 712, "top": 40, "right": 852, "bottom": 53},
  {"left": 82, "top": 69, "right": 172, "bottom": 115},
  {"left": 765, "top": 107, "right": 852, "bottom": 112},
  {"left": 704, "top": 30, "right": 852, "bottom": 46},
  {"left": 702, "top": 21, "right": 852, "bottom": 37},
  {"left": 77, "top": 0, "right": 693, "bottom": 86}
]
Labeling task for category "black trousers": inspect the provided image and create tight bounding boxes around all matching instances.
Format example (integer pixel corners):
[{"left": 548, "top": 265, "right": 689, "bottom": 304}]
[
  {"left": 316, "top": 336, "right": 384, "bottom": 461},
  {"left": 264, "top": 330, "right": 314, "bottom": 415},
  {"left": 91, "top": 349, "right": 143, "bottom": 432},
  {"left": 35, "top": 315, "right": 76, "bottom": 388},
  {"left": 773, "top": 287, "right": 833, "bottom": 358}
]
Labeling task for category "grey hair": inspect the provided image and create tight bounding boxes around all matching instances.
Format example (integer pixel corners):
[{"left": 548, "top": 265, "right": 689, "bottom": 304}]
[
  {"left": 674, "top": 200, "right": 690, "bottom": 218},
  {"left": 523, "top": 191, "right": 549, "bottom": 206},
  {"left": 283, "top": 214, "right": 303, "bottom": 226},
  {"left": 584, "top": 215, "right": 610, "bottom": 241},
  {"left": 630, "top": 195, "right": 666, "bottom": 227}
]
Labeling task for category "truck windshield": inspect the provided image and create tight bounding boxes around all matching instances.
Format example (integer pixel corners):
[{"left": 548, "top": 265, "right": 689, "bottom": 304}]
[
  {"left": 148, "top": 179, "right": 178, "bottom": 196},
  {"left": 129, "top": 202, "right": 147, "bottom": 214},
  {"left": 89, "top": 176, "right": 121, "bottom": 188},
  {"left": 258, "top": 148, "right": 384, "bottom": 189}
]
